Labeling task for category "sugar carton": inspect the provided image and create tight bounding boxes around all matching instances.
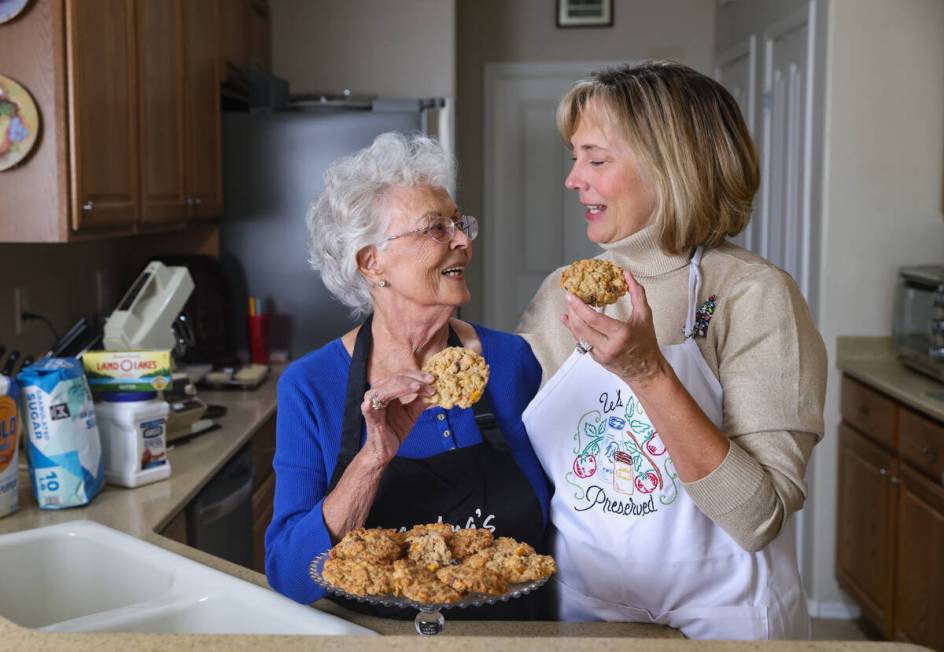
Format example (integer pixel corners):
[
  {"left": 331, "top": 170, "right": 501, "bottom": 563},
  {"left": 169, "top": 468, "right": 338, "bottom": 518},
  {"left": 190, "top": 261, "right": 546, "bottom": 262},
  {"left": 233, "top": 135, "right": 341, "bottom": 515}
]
[{"left": 18, "top": 357, "right": 104, "bottom": 509}]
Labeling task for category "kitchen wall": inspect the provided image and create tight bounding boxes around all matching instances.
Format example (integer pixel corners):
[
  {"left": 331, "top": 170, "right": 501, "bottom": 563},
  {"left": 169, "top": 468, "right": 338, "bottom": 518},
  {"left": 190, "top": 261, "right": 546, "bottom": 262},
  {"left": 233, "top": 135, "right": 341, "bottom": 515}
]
[
  {"left": 269, "top": 0, "right": 456, "bottom": 98},
  {"left": 0, "top": 228, "right": 219, "bottom": 362},
  {"left": 455, "top": 0, "right": 716, "bottom": 321},
  {"left": 809, "top": 0, "right": 944, "bottom": 611}
]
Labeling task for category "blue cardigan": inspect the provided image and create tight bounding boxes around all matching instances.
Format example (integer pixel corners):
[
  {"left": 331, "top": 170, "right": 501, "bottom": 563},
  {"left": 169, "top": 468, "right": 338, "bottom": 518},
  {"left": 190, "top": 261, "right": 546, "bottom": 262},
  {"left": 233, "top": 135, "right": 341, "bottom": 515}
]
[{"left": 265, "top": 324, "right": 551, "bottom": 604}]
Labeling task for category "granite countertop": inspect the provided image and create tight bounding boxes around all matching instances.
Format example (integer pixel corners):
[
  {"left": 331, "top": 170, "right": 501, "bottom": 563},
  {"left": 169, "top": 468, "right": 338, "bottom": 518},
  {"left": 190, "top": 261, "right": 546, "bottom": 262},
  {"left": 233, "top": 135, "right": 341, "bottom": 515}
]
[
  {"left": 0, "top": 362, "right": 928, "bottom": 650},
  {"left": 837, "top": 336, "right": 944, "bottom": 422}
]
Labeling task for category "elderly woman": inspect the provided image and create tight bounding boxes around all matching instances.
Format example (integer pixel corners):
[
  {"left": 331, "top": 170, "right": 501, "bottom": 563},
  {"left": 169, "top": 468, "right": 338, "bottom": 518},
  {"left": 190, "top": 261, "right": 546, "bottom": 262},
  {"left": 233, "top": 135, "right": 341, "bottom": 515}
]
[
  {"left": 518, "top": 62, "right": 827, "bottom": 639},
  {"left": 265, "top": 133, "right": 551, "bottom": 619}
]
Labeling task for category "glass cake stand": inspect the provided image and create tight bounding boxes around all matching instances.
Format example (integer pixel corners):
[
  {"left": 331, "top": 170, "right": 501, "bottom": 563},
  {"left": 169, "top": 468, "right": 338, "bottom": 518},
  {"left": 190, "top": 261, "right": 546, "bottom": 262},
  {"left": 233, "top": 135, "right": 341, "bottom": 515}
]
[{"left": 309, "top": 551, "right": 551, "bottom": 636}]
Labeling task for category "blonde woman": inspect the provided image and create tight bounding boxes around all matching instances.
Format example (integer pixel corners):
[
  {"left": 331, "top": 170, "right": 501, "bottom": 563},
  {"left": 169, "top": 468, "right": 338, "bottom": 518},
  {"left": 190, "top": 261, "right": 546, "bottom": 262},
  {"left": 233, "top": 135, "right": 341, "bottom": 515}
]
[{"left": 518, "top": 62, "right": 826, "bottom": 639}]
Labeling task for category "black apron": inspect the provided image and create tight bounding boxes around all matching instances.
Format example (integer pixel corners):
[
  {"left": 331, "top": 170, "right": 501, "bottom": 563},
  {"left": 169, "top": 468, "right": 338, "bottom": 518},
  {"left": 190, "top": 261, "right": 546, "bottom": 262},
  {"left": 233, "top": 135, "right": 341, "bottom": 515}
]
[{"left": 325, "top": 315, "right": 553, "bottom": 620}]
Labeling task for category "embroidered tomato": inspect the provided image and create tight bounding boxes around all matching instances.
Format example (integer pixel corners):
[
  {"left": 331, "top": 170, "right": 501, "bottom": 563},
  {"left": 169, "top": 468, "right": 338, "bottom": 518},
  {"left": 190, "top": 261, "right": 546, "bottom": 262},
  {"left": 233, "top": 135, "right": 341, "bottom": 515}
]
[
  {"left": 635, "top": 470, "right": 660, "bottom": 493},
  {"left": 645, "top": 436, "right": 666, "bottom": 456},
  {"left": 573, "top": 454, "right": 596, "bottom": 478}
]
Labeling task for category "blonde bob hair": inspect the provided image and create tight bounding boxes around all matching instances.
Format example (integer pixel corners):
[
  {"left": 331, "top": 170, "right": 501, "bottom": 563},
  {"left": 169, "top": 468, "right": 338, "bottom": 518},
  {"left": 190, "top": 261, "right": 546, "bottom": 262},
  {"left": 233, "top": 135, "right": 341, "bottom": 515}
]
[{"left": 557, "top": 61, "right": 759, "bottom": 254}]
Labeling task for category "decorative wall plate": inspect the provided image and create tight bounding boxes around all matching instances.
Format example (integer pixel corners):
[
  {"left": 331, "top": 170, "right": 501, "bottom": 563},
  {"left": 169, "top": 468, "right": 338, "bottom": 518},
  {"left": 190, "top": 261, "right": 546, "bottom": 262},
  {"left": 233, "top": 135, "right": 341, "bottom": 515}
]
[
  {"left": 0, "top": 0, "right": 30, "bottom": 24},
  {"left": 0, "top": 74, "right": 40, "bottom": 171}
]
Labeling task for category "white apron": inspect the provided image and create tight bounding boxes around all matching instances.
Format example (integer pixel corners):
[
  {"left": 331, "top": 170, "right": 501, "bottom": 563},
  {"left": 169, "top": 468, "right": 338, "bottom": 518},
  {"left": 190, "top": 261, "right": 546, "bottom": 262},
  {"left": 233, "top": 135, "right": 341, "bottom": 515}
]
[{"left": 522, "top": 248, "right": 809, "bottom": 640}]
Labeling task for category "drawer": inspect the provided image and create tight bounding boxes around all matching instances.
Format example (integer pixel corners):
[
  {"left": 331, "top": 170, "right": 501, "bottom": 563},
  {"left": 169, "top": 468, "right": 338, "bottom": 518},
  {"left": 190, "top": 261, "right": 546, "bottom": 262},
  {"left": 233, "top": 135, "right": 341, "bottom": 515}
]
[
  {"left": 841, "top": 376, "right": 897, "bottom": 450},
  {"left": 899, "top": 408, "right": 944, "bottom": 484}
]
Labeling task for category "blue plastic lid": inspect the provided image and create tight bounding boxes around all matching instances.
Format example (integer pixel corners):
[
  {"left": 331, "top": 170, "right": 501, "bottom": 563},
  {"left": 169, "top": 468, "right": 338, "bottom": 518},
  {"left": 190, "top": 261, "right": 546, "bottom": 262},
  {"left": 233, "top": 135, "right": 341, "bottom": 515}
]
[{"left": 100, "top": 391, "right": 158, "bottom": 402}]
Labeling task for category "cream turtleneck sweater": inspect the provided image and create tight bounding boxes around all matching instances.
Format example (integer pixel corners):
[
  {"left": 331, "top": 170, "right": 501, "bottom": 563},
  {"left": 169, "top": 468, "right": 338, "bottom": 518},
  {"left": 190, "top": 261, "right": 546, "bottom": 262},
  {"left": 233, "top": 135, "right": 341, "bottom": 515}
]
[{"left": 516, "top": 225, "right": 827, "bottom": 552}]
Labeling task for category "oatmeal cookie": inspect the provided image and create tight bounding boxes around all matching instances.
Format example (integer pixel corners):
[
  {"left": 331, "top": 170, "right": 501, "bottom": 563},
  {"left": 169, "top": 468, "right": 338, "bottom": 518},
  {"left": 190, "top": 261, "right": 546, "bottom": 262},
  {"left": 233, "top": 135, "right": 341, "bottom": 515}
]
[
  {"left": 322, "top": 557, "right": 394, "bottom": 596},
  {"left": 403, "top": 522, "right": 455, "bottom": 540},
  {"left": 392, "top": 559, "right": 463, "bottom": 603},
  {"left": 423, "top": 346, "right": 489, "bottom": 409},
  {"left": 436, "top": 558, "right": 507, "bottom": 595},
  {"left": 448, "top": 527, "right": 494, "bottom": 559},
  {"left": 560, "top": 258, "right": 628, "bottom": 307},
  {"left": 472, "top": 538, "right": 557, "bottom": 583},
  {"left": 404, "top": 530, "right": 454, "bottom": 571},
  {"left": 492, "top": 536, "right": 536, "bottom": 557},
  {"left": 329, "top": 527, "right": 402, "bottom": 563}
]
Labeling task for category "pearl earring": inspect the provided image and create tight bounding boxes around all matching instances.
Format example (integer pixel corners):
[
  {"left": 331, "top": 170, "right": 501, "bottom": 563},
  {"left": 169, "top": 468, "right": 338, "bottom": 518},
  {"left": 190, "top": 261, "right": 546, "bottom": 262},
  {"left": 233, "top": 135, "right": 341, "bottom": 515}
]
[{"left": 378, "top": 280, "right": 388, "bottom": 288}]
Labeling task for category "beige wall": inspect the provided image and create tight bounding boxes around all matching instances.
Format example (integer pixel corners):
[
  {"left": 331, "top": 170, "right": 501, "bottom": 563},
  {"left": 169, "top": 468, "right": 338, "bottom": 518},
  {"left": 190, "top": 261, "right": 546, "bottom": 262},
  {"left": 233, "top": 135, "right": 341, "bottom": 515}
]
[
  {"left": 456, "top": 0, "right": 716, "bottom": 321},
  {"left": 811, "top": 0, "right": 944, "bottom": 608},
  {"left": 269, "top": 0, "right": 456, "bottom": 98}
]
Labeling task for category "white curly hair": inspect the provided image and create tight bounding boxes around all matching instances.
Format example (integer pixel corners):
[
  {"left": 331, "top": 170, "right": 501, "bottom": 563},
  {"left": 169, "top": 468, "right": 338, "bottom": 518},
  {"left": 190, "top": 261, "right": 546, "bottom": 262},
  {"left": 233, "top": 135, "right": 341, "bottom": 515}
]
[{"left": 306, "top": 132, "right": 456, "bottom": 318}]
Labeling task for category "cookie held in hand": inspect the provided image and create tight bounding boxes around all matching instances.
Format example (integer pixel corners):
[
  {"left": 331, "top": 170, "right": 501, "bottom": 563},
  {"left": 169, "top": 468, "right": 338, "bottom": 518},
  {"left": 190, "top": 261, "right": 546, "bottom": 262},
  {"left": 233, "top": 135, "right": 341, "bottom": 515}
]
[
  {"left": 423, "top": 346, "right": 489, "bottom": 409},
  {"left": 560, "top": 259, "right": 628, "bottom": 307}
]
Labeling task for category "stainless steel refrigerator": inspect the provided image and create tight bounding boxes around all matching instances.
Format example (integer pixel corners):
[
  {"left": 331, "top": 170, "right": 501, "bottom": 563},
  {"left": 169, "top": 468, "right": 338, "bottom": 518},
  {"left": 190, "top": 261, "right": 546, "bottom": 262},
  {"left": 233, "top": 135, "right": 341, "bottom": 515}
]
[{"left": 220, "top": 100, "right": 447, "bottom": 360}]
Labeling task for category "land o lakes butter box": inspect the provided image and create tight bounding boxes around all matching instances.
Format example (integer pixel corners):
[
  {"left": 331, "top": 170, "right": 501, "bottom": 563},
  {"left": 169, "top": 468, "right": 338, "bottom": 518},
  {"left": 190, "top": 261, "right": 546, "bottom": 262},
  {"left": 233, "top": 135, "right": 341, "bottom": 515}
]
[{"left": 82, "top": 351, "right": 172, "bottom": 394}]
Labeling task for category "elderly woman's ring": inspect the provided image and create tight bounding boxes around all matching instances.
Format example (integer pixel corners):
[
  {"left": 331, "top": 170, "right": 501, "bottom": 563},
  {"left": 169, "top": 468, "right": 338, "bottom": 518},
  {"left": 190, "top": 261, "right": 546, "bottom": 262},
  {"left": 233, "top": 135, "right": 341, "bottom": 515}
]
[
  {"left": 370, "top": 392, "right": 387, "bottom": 410},
  {"left": 575, "top": 340, "right": 593, "bottom": 355}
]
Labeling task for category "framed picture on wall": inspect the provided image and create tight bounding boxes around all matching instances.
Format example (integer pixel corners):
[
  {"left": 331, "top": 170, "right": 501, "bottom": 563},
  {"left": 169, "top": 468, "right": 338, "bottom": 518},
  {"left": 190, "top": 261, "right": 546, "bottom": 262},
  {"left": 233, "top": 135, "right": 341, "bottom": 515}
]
[{"left": 557, "top": 0, "right": 613, "bottom": 28}]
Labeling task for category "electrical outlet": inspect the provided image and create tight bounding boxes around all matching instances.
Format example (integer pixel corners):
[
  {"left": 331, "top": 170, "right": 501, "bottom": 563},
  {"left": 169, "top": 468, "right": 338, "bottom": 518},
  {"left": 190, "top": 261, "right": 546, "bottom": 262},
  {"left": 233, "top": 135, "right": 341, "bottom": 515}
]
[{"left": 13, "top": 287, "right": 28, "bottom": 336}]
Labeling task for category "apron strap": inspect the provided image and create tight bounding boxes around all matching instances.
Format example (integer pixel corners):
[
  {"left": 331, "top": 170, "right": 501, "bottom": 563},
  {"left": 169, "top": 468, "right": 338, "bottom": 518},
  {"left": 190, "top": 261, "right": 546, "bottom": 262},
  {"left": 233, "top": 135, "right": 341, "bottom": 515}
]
[
  {"left": 328, "top": 317, "right": 509, "bottom": 492},
  {"left": 327, "top": 313, "right": 376, "bottom": 492},
  {"left": 683, "top": 246, "right": 705, "bottom": 339}
]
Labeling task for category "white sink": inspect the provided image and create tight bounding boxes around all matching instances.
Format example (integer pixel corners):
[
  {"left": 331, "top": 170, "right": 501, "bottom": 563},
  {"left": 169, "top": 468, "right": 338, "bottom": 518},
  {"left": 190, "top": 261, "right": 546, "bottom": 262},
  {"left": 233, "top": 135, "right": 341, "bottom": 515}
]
[{"left": 0, "top": 521, "right": 375, "bottom": 636}]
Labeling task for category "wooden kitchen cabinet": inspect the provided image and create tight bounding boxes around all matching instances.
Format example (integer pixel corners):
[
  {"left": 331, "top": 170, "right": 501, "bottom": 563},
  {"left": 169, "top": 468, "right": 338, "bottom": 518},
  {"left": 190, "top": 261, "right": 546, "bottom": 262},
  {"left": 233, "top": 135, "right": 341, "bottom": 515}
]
[
  {"left": 138, "top": 0, "right": 222, "bottom": 223},
  {"left": 252, "top": 471, "right": 275, "bottom": 574},
  {"left": 183, "top": 0, "right": 223, "bottom": 218},
  {"left": 137, "top": 0, "right": 187, "bottom": 223},
  {"left": 894, "top": 464, "right": 944, "bottom": 648},
  {"left": 837, "top": 374, "right": 944, "bottom": 650},
  {"left": 221, "top": 0, "right": 270, "bottom": 73},
  {"left": 251, "top": 412, "right": 277, "bottom": 574},
  {"left": 0, "top": 0, "right": 224, "bottom": 242},
  {"left": 836, "top": 423, "right": 897, "bottom": 635},
  {"left": 67, "top": 0, "right": 140, "bottom": 230}
]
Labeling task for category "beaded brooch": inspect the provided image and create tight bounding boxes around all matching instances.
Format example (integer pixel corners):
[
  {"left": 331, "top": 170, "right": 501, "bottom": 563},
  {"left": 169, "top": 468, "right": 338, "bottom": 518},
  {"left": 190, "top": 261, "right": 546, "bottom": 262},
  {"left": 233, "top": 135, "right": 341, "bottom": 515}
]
[{"left": 691, "top": 294, "right": 717, "bottom": 338}]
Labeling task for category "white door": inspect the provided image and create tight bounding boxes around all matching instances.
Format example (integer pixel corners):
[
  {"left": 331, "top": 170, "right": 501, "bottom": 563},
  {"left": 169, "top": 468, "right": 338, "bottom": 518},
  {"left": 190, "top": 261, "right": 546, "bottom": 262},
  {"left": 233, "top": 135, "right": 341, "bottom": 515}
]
[
  {"left": 715, "top": 38, "right": 757, "bottom": 250},
  {"left": 715, "top": 0, "right": 828, "bottom": 614},
  {"left": 760, "top": 8, "right": 813, "bottom": 300},
  {"left": 483, "top": 62, "right": 621, "bottom": 332}
]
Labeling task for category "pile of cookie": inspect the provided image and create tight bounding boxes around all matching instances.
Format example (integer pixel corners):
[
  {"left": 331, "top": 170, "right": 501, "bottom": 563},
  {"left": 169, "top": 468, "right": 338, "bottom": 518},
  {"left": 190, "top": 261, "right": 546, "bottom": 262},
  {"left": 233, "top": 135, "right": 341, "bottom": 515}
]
[{"left": 322, "top": 523, "right": 556, "bottom": 604}]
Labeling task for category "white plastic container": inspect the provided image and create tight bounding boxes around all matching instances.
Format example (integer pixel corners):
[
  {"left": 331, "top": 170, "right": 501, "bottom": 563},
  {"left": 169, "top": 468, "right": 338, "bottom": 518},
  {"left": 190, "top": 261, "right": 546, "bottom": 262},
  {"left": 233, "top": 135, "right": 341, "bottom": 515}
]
[{"left": 94, "top": 392, "right": 171, "bottom": 487}]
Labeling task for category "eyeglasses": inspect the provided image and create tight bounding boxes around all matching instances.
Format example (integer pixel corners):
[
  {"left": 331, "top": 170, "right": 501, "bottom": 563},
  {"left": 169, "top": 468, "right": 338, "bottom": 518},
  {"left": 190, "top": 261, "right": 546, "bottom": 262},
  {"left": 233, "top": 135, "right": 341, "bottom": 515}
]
[{"left": 379, "top": 214, "right": 479, "bottom": 245}]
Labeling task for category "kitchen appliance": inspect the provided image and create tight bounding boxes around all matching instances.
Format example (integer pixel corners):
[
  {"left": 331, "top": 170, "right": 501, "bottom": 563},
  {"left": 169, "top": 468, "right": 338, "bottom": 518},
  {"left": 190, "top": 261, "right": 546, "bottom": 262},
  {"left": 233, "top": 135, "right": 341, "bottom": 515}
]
[
  {"left": 105, "top": 261, "right": 211, "bottom": 439},
  {"left": 894, "top": 265, "right": 944, "bottom": 382},
  {"left": 147, "top": 255, "right": 241, "bottom": 368},
  {"left": 186, "top": 443, "right": 254, "bottom": 568},
  {"left": 104, "top": 261, "right": 195, "bottom": 353},
  {"left": 220, "top": 97, "right": 451, "bottom": 358}
]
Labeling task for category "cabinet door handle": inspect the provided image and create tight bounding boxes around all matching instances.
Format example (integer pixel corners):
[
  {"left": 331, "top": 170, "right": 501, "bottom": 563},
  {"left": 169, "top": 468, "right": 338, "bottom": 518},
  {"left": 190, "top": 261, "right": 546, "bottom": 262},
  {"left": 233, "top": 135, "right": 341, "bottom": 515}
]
[
  {"left": 82, "top": 201, "right": 94, "bottom": 212},
  {"left": 879, "top": 467, "right": 889, "bottom": 476},
  {"left": 890, "top": 476, "right": 901, "bottom": 485},
  {"left": 194, "top": 197, "right": 202, "bottom": 206},
  {"left": 923, "top": 447, "right": 939, "bottom": 464},
  {"left": 186, "top": 197, "right": 195, "bottom": 207}
]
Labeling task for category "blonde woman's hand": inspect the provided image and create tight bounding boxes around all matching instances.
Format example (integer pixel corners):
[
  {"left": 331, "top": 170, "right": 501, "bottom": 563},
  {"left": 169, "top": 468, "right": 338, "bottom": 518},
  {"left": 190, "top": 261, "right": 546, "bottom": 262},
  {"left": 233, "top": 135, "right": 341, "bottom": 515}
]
[
  {"left": 561, "top": 271, "right": 670, "bottom": 388},
  {"left": 360, "top": 371, "right": 435, "bottom": 466}
]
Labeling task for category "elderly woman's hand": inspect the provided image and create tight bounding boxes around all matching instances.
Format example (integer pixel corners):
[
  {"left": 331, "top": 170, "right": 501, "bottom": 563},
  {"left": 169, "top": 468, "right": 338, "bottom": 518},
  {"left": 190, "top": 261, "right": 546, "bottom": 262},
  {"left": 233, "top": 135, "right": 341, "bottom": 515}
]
[
  {"left": 360, "top": 371, "right": 435, "bottom": 466},
  {"left": 561, "top": 271, "right": 670, "bottom": 388}
]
